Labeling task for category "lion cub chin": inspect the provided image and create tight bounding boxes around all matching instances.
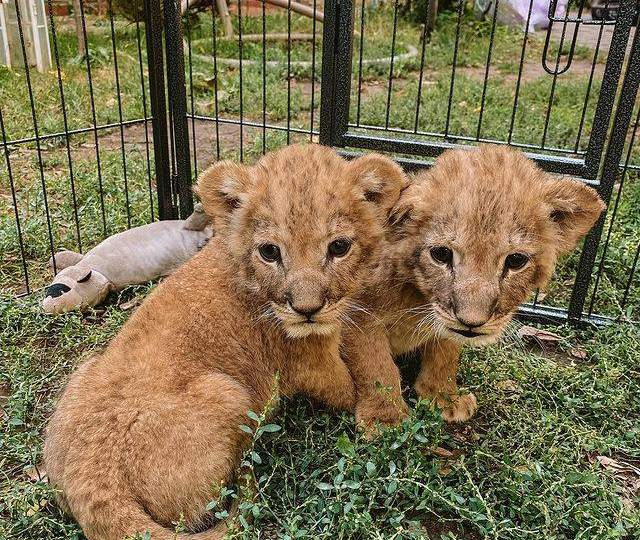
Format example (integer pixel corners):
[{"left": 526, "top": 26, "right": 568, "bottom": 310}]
[
  {"left": 344, "top": 145, "right": 605, "bottom": 427},
  {"left": 43, "top": 144, "right": 406, "bottom": 540}
]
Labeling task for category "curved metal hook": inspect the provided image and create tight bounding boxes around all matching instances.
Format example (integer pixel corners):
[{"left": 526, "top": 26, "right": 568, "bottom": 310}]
[{"left": 541, "top": 0, "right": 584, "bottom": 76}]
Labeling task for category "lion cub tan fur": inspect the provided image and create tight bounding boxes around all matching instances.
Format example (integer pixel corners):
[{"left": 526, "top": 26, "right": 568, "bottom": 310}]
[
  {"left": 43, "top": 145, "right": 407, "bottom": 540},
  {"left": 345, "top": 146, "right": 605, "bottom": 426}
]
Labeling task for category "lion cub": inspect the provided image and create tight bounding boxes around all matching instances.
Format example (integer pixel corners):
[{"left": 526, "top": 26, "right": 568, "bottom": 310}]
[
  {"left": 43, "top": 145, "right": 406, "bottom": 540},
  {"left": 345, "top": 146, "right": 605, "bottom": 426}
]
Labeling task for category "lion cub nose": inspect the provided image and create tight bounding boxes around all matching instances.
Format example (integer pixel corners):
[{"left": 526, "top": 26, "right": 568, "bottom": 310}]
[
  {"left": 285, "top": 292, "right": 325, "bottom": 321},
  {"left": 291, "top": 303, "right": 324, "bottom": 320},
  {"left": 456, "top": 316, "right": 487, "bottom": 329}
]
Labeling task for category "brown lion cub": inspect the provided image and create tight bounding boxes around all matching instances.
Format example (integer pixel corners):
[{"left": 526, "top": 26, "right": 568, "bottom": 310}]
[
  {"left": 345, "top": 146, "right": 605, "bottom": 427},
  {"left": 43, "top": 145, "right": 407, "bottom": 540}
]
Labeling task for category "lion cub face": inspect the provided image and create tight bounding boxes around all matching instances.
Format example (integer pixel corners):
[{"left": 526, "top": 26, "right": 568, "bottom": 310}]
[
  {"left": 392, "top": 146, "right": 605, "bottom": 345},
  {"left": 196, "top": 145, "right": 406, "bottom": 338}
]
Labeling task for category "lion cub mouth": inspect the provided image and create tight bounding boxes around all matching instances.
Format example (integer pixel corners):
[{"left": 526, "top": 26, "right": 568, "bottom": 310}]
[
  {"left": 283, "top": 320, "right": 338, "bottom": 339},
  {"left": 449, "top": 328, "right": 484, "bottom": 339},
  {"left": 268, "top": 303, "right": 341, "bottom": 339}
]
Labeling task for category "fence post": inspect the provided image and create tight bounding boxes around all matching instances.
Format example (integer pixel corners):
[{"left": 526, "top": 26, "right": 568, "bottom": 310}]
[
  {"left": 319, "top": 0, "right": 355, "bottom": 147},
  {"left": 164, "top": 0, "right": 193, "bottom": 219},
  {"left": 143, "top": 0, "right": 174, "bottom": 219},
  {"left": 567, "top": 28, "right": 640, "bottom": 322}
]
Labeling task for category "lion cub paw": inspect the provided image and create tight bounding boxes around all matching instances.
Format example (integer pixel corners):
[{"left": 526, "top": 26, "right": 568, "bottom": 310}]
[
  {"left": 355, "top": 398, "right": 409, "bottom": 439},
  {"left": 437, "top": 391, "right": 477, "bottom": 423}
]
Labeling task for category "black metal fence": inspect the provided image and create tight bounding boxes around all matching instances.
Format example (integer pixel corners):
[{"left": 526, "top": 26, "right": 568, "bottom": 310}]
[{"left": 1, "top": 0, "right": 639, "bottom": 327}]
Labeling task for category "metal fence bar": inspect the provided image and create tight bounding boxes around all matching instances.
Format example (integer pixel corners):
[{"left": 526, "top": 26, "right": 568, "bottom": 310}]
[
  {"left": 78, "top": 0, "right": 107, "bottom": 236},
  {"left": 144, "top": 0, "right": 173, "bottom": 220},
  {"left": 582, "top": 0, "right": 635, "bottom": 179},
  {"left": 13, "top": 0, "right": 57, "bottom": 272},
  {"left": 237, "top": 0, "right": 245, "bottom": 159},
  {"left": 47, "top": 0, "right": 82, "bottom": 252},
  {"left": 588, "top": 105, "right": 640, "bottom": 316},
  {"left": 0, "top": 106, "right": 30, "bottom": 292},
  {"left": 134, "top": 0, "right": 156, "bottom": 222},
  {"left": 309, "top": 0, "right": 319, "bottom": 141},
  {"left": 341, "top": 133, "right": 594, "bottom": 178},
  {"left": 209, "top": 0, "right": 222, "bottom": 160},
  {"left": 186, "top": 0, "right": 199, "bottom": 178},
  {"left": 568, "top": 27, "right": 640, "bottom": 321},
  {"left": 319, "top": 0, "right": 339, "bottom": 145},
  {"left": 320, "top": 0, "right": 355, "bottom": 146},
  {"left": 107, "top": 0, "right": 132, "bottom": 229},
  {"left": 164, "top": 0, "right": 193, "bottom": 218}
]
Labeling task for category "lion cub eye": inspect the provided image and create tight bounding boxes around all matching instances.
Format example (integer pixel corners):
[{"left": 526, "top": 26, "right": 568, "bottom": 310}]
[
  {"left": 430, "top": 246, "right": 453, "bottom": 265},
  {"left": 505, "top": 252, "right": 529, "bottom": 271},
  {"left": 328, "top": 238, "right": 352, "bottom": 258},
  {"left": 258, "top": 243, "right": 281, "bottom": 263}
]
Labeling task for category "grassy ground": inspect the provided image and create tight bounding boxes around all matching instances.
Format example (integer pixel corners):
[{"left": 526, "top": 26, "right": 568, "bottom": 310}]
[
  {"left": 1, "top": 3, "right": 640, "bottom": 539},
  {"left": 1, "top": 290, "right": 639, "bottom": 539}
]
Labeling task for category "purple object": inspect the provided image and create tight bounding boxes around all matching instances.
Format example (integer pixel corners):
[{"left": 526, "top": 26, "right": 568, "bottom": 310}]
[{"left": 475, "top": 0, "right": 569, "bottom": 31}]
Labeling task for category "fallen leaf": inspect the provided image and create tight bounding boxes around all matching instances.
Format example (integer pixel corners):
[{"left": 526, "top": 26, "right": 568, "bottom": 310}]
[
  {"left": 120, "top": 299, "right": 140, "bottom": 311},
  {"left": 622, "top": 498, "right": 636, "bottom": 509},
  {"left": 535, "top": 290, "right": 548, "bottom": 302},
  {"left": 568, "top": 347, "right": 588, "bottom": 360},
  {"left": 0, "top": 382, "right": 9, "bottom": 414},
  {"left": 0, "top": 382, "right": 9, "bottom": 402},
  {"left": 596, "top": 455, "right": 640, "bottom": 503},
  {"left": 597, "top": 455, "right": 640, "bottom": 475},
  {"left": 431, "top": 446, "right": 454, "bottom": 459},
  {"left": 517, "top": 326, "right": 562, "bottom": 343},
  {"left": 496, "top": 379, "right": 522, "bottom": 394}
]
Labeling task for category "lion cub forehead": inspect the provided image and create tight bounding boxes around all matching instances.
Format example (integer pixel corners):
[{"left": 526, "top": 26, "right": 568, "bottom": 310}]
[
  {"left": 251, "top": 201, "right": 357, "bottom": 241},
  {"left": 419, "top": 148, "right": 555, "bottom": 245}
]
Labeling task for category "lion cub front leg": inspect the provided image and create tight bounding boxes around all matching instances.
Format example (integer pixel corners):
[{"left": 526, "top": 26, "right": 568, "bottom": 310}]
[
  {"left": 342, "top": 318, "right": 408, "bottom": 433},
  {"left": 294, "top": 350, "right": 358, "bottom": 412},
  {"left": 414, "top": 337, "right": 477, "bottom": 422}
]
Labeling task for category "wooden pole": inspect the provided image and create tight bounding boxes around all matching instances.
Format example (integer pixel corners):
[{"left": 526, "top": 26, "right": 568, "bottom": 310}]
[
  {"left": 72, "top": 0, "right": 86, "bottom": 55},
  {"left": 215, "top": 0, "right": 234, "bottom": 38}
]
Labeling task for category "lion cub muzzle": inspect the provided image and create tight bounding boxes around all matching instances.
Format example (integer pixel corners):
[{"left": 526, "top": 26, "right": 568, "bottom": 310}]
[
  {"left": 447, "top": 273, "right": 500, "bottom": 339},
  {"left": 276, "top": 271, "right": 336, "bottom": 338}
]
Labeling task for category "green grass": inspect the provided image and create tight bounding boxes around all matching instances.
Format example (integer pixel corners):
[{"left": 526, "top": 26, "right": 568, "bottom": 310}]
[{"left": 1, "top": 292, "right": 639, "bottom": 539}]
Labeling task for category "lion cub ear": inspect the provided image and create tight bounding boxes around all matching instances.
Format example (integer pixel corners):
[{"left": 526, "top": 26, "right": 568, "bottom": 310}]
[
  {"left": 194, "top": 161, "right": 253, "bottom": 219},
  {"left": 543, "top": 177, "right": 605, "bottom": 254},
  {"left": 387, "top": 171, "right": 430, "bottom": 237},
  {"left": 347, "top": 153, "right": 408, "bottom": 214}
]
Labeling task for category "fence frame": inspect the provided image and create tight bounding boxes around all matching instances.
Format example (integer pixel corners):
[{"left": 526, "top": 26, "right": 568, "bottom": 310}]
[
  {"left": 311, "top": 0, "right": 640, "bottom": 327},
  {"left": 150, "top": 0, "right": 640, "bottom": 327},
  {"left": 3, "top": 0, "right": 639, "bottom": 326}
]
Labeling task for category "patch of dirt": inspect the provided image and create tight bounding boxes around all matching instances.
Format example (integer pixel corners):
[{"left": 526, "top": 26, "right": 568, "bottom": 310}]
[
  {"left": 419, "top": 519, "right": 480, "bottom": 540},
  {"left": 0, "top": 381, "right": 10, "bottom": 412},
  {"left": 429, "top": 58, "right": 606, "bottom": 86},
  {"left": 68, "top": 119, "right": 257, "bottom": 170},
  {"left": 589, "top": 452, "right": 640, "bottom": 509}
]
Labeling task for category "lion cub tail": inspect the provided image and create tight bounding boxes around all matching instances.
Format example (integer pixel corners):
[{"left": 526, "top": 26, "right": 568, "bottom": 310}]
[{"left": 78, "top": 497, "right": 236, "bottom": 540}]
